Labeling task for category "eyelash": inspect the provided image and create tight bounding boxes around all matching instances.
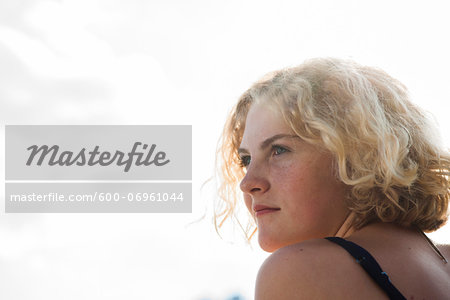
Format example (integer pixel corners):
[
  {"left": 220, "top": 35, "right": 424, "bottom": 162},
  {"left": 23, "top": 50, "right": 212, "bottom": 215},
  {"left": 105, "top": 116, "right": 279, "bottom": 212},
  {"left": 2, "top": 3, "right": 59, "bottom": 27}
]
[
  {"left": 238, "top": 145, "right": 289, "bottom": 168},
  {"left": 272, "top": 144, "right": 288, "bottom": 156},
  {"left": 239, "top": 155, "right": 251, "bottom": 168}
]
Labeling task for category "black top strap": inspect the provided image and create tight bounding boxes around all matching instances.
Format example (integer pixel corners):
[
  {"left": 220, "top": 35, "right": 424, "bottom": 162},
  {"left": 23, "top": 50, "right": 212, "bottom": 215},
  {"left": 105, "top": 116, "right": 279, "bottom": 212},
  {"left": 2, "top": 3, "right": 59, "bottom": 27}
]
[{"left": 325, "top": 237, "right": 407, "bottom": 300}]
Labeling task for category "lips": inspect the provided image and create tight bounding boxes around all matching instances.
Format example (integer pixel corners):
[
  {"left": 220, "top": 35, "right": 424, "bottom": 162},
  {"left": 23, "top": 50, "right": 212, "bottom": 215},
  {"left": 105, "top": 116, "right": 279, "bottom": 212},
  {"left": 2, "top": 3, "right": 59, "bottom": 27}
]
[{"left": 253, "top": 204, "right": 280, "bottom": 217}]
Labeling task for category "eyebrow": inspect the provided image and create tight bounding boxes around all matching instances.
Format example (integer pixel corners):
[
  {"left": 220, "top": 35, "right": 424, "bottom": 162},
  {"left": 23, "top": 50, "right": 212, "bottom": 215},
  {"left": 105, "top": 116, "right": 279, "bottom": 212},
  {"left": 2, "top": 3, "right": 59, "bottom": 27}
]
[{"left": 238, "top": 134, "right": 299, "bottom": 154}]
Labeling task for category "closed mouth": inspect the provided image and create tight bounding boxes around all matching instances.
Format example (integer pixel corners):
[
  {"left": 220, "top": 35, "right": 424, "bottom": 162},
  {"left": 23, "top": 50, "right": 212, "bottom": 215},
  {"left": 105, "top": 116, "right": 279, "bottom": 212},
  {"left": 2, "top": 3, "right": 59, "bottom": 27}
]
[
  {"left": 256, "top": 208, "right": 280, "bottom": 212},
  {"left": 253, "top": 205, "right": 281, "bottom": 217},
  {"left": 253, "top": 204, "right": 280, "bottom": 213}
]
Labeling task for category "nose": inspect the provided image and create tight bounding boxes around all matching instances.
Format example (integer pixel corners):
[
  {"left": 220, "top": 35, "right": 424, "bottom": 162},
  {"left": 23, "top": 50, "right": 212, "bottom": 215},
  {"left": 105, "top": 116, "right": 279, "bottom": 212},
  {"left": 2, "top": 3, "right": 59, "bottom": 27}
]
[{"left": 239, "top": 164, "right": 270, "bottom": 194}]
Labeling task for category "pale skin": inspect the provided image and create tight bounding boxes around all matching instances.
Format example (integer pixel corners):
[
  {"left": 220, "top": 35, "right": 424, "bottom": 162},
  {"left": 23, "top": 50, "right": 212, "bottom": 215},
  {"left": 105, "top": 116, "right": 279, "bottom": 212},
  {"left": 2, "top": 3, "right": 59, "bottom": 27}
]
[{"left": 239, "top": 103, "right": 450, "bottom": 299}]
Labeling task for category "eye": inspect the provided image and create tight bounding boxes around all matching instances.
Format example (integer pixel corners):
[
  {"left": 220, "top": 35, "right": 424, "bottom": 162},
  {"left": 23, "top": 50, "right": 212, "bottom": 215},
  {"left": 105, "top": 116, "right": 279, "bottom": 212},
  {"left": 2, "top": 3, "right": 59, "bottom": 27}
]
[
  {"left": 272, "top": 145, "right": 288, "bottom": 156},
  {"left": 239, "top": 155, "right": 251, "bottom": 167}
]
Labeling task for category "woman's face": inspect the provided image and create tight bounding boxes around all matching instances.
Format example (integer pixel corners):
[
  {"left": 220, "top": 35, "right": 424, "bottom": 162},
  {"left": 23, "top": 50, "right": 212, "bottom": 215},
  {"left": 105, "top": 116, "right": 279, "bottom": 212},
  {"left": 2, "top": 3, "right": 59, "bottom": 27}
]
[{"left": 238, "top": 103, "right": 350, "bottom": 252}]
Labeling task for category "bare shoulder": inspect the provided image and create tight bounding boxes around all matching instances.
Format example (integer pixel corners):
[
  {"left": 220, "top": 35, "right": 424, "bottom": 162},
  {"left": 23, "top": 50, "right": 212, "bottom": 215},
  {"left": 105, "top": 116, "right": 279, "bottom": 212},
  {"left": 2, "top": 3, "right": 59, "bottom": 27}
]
[{"left": 255, "top": 239, "right": 387, "bottom": 300}]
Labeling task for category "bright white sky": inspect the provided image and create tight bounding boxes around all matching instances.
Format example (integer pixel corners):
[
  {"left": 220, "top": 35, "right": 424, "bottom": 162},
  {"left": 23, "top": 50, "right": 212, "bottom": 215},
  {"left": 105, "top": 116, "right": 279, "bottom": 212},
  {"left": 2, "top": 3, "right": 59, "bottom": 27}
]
[{"left": 0, "top": 1, "right": 449, "bottom": 299}]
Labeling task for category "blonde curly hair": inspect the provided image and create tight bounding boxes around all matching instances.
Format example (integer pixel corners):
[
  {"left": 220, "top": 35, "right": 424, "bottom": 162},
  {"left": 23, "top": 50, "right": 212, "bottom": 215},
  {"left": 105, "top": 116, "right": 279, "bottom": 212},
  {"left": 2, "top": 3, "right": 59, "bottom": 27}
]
[{"left": 215, "top": 57, "right": 449, "bottom": 238}]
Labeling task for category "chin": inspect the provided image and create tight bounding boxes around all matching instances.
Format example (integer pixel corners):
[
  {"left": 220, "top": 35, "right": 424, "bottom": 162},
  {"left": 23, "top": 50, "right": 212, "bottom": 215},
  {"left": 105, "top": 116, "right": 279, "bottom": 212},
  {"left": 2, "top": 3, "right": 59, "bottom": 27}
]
[
  {"left": 258, "top": 232, "right": 320, "bottom": 253},
  {"left": 258, "top": 235, "right": 285, "bottom": 253}
]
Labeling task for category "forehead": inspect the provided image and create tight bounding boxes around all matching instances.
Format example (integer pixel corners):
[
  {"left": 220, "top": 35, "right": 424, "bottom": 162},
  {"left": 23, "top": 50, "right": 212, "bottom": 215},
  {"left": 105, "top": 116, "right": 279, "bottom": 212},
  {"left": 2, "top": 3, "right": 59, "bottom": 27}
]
[{"left": 240, "top": 103, "right": 294, "bottom": 148}]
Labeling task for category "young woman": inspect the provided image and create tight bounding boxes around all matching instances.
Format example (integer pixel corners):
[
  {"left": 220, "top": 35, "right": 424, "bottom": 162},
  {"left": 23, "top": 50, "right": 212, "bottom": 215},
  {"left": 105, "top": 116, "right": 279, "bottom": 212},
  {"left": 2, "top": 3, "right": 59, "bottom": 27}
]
[{"left": 215, "top": 58, "right": 450, "bottom": 299}]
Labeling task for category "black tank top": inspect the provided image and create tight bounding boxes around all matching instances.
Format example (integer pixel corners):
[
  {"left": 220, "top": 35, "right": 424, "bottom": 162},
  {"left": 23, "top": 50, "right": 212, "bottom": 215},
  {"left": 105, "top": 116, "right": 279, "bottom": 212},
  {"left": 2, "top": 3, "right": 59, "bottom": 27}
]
[{"left": 325, "top": 237, "right": 407, "bottom": 300}]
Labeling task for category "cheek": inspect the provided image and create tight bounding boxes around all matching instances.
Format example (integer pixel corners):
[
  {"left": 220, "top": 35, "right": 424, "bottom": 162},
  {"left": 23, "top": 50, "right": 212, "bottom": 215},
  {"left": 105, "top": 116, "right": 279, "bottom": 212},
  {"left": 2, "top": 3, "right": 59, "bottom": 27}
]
[
  {"left": 272, "top": 159, "right": 332, "bottom": 210},
  {"left": 271, "top": 160, "right": 310, "bottom": 192}
]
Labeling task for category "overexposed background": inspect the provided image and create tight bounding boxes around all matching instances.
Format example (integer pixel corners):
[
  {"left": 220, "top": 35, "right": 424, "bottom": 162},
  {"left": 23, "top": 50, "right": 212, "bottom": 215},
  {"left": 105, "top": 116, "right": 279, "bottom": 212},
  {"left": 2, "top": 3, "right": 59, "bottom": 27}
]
[{"left": 1, "top": 1, "right": 449, "bottom": 299}]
